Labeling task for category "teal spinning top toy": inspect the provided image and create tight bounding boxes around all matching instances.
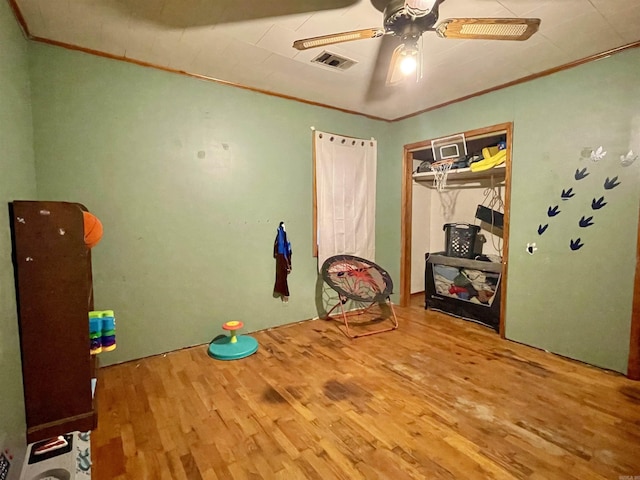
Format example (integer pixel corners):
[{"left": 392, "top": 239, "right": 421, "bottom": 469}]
[{"left": 208, "top": 320, "right": 258, "bottom": 360}]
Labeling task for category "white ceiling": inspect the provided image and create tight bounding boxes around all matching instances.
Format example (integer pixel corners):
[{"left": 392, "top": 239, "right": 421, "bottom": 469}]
[{"left": 12, "top": 0, "right": 640, "bottom": 120}]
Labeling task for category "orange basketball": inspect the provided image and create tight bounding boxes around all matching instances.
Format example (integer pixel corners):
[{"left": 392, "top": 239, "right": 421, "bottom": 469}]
[{"left": 83, "top": 211, "right": 103, "bottom": 248}]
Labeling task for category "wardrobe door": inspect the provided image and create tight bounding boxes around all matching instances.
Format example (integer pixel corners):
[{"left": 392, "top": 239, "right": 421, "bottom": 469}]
[{"left": 11, "top": 201, "right": 96, "bottom": 443}]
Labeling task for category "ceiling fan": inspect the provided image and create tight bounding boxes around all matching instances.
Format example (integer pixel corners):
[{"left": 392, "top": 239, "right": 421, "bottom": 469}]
[{"left": 293, "top": 0, "right": 541, "bottom": 98}]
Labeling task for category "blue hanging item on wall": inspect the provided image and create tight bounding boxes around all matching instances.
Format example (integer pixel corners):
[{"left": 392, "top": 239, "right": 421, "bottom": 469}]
[{"left": 273, "top": 222, "right": 292, "bottom": 301}]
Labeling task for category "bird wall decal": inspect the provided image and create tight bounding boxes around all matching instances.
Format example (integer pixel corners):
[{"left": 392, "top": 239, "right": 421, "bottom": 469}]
[
  {"left": 604, "top": 176, "right": 620, "bottom": 190},
  {"left": 547, "top": 205, "right": 561, "bottom": 217},
  {"left": 579, "top": 216, "right": 594, "bottom": 228},
  {"left": 574, "top": 168, "right": 589, "bottom": 180},
  {"left": 591, "top": 197, "right": 607, "bottom": 210},
  {"left": 561, "top": 188, "right": 575, "bottom": 200},
  {"left": 570, "top": 238, "right": 584, "bottom": 251}
]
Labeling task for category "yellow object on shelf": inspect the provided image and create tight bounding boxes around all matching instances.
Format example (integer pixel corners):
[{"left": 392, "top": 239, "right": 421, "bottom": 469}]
[
  {"left": 470, "top": 148, "right": 507, "bottom": 172},
  {"left": 482, "top": 146, "right": 500, "bottom": 159}
]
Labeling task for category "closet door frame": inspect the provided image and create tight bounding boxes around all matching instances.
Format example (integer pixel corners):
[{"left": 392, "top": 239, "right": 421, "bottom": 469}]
[
  {"left": 399, "top": 122, "right": 513, "bottom": 338},
  {"left": 629, "top": 208, "right": 640, "bottom": 379}
]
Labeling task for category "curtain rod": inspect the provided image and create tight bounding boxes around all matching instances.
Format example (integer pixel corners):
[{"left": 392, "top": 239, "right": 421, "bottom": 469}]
[{"left": 310, "top": 126, "right": 375, "bottom": 142}]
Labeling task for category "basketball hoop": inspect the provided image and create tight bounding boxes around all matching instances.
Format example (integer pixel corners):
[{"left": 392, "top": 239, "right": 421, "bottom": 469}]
[{"left": 429, "top": 159, "right": 454, "bottom": 191}]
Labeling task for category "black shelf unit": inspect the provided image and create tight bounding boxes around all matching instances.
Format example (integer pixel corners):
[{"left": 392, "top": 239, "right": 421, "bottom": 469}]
[{"left": 425, "top": 252, "right": 502, "bottom": 331}]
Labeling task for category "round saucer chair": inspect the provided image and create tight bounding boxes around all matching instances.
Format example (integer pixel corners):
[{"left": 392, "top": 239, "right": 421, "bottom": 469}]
[{"left": 320, "top": 254, "right": 399, "bottom": 338}]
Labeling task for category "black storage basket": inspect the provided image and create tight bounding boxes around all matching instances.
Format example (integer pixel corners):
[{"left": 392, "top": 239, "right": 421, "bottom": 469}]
[{"left": 443, "top": 223, "right": 480, "bottom": 258}]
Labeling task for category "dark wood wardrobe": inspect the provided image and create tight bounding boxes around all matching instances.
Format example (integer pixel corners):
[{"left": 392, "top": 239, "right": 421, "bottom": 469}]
[{"left": 9, "top": 201, "right": 97, "bottom": 443}]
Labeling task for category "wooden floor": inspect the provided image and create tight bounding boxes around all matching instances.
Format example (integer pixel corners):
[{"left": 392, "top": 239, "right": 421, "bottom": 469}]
[{"left": 92, "top": 295, "right": 640, "bottom": 479}]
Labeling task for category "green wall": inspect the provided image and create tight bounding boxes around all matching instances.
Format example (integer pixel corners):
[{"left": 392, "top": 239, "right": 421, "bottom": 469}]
[
  {"left": 29, "top": 43, "right": 387, "bottom": 365},
  {"left": 387, "top": 48, "right": 640, "bottom": 374},
  {"left": 23, "top": 30, "right": 640, "bottom": 374},
  {"left": 0, "top": 0, "right": 35, "bottom": 468}
]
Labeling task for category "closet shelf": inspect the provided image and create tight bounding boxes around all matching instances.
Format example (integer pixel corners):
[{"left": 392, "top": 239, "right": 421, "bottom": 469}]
[{"left": 413, "top": 163, "right": 505, "bottom": 188}]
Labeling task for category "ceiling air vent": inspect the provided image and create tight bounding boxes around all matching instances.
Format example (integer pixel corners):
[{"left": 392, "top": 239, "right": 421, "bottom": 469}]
[{"left": 311, "top": 51, "right": 357, "bottom": 71}]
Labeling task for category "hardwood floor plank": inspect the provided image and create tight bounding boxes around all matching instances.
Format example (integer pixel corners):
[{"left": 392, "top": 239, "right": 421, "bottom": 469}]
[
  {"left": 92, "top": 296, "right": 640, "bottom": 479},
  {"left": 93, "top": 436, "right": 126, "bottom": 478}
]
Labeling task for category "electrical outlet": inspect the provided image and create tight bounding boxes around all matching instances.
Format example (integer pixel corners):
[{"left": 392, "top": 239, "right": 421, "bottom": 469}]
[{"left": 0, "top": 453, "right": 10, "bottom": 480}]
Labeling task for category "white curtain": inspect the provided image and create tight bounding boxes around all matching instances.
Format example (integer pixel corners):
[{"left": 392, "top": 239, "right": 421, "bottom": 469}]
[{"left": 315, "top": 130, "right": 377, "bottom": 268}]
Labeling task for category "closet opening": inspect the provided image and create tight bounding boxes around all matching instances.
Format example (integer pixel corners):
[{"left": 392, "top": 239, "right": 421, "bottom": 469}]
[{"left": 399, "top": 122, "right": 513, "bottom": 337}]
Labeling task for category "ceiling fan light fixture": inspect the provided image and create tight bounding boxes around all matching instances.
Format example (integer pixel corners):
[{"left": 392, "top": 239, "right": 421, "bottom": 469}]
[
  {"left": 386, "top": 38, "right": 421, "bottom": 86},
  {"left": 403, "top": 0, "right": 437, "bottom": 17},
  {"left": 400, "top": 54, "right": 417, "bottom": 75}
]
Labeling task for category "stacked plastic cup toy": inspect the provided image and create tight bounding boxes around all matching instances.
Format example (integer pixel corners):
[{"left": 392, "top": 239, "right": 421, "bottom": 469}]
[
  {"left": 89, "top": 311, "right": 102, "bottom": 354},
  {"left": 88, "top": 310, "right": 117, "bottom": 354},
  {"left": 100, "top": 310, "right": 116, "bottom": 352}
]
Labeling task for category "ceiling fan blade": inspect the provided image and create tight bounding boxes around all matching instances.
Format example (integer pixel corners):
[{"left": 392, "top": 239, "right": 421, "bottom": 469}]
[
  {"left": 293, "top": 28, "right": 384, "bottom": 51},
  {"left": 110, "top": 0, "right": 360, "bottom": 28},
  {"left": 435, "top": 18, "right": 541, "bottom": 41},
  {"left": 365, "top": 35, "right": 404, "bottom": 102}
]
